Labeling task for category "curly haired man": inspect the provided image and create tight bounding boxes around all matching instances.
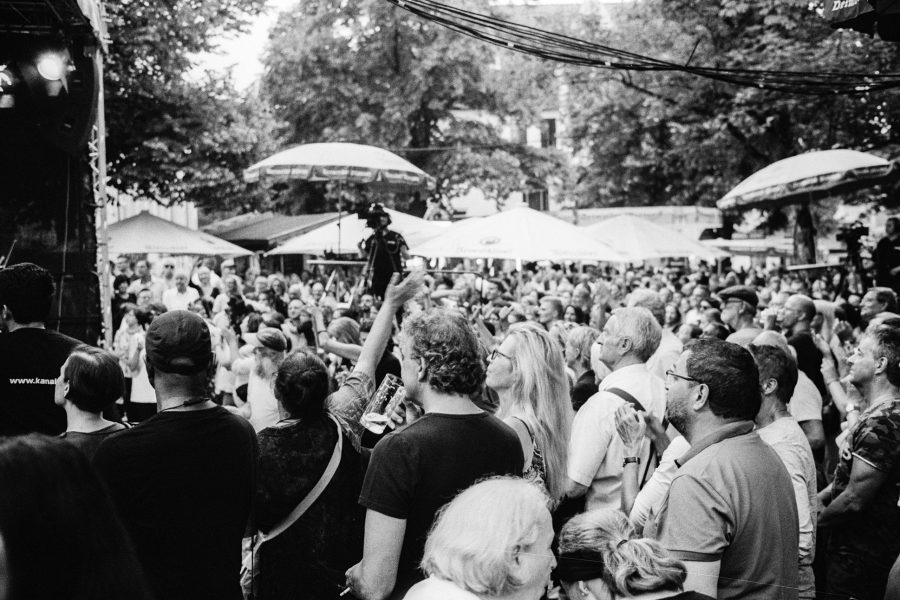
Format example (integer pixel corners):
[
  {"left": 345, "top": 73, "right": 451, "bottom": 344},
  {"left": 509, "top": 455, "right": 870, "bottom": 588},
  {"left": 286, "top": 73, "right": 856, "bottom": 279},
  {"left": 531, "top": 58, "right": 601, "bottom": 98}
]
[{"left": 345, "top": 309, "right": 524, "bottom": 600}]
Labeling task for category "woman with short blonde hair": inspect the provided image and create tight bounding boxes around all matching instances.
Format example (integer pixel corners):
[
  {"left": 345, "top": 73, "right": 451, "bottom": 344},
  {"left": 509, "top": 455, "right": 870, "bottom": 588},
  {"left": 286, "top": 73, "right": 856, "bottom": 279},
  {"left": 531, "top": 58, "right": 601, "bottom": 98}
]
[
  {"left": 557, "top": 509, "right": 708, "bottom": 600},
  {"left": 485, "top": 322, "right": 573, "bottom": 503},
  {"left": 405, "top": 477, "right": 555, "bottom": 600}
]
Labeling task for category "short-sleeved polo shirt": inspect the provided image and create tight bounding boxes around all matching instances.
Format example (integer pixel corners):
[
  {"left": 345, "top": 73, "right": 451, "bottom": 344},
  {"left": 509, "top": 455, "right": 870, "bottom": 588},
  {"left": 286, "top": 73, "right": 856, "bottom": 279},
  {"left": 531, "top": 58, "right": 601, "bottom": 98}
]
[{"left": 653, "top": 422, "right": 800, "bottom": 599}]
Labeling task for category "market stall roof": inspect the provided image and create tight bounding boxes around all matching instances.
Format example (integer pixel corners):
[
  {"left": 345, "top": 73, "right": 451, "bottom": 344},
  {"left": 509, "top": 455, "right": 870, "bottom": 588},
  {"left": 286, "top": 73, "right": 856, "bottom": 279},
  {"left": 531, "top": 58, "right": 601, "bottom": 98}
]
[
  {"left": 208, "top": 212, "right": 340, "bottom": 252},
  {"left": 1, "top": 0, "right": 108, "bottom": 49},
  {"left": 717, "top": 149, "right": 896, "bottom": 211},
  {"left": 583, "top": 215, "right": 728, "bottom": 262},
  {"left": 108, "top": 211, "right": 252, "bottom": 256},
  {"left": 268, "top": 209, "right": 446, "bottom": 256},
  {"left": 409, "top": 206, "right": 624, "bottom": 262}
]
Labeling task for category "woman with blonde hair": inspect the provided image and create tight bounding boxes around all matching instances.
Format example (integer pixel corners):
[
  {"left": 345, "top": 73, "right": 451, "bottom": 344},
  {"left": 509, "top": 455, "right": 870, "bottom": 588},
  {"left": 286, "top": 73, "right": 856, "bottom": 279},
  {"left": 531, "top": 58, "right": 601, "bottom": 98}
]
[
  {"left": 405, "top": 476, "right": 556, "bottom": 600},
  {"left": 557, "top": 509, "right": 712, "bottom": 600},
  {"left": 485, "top": 321, "right": 573, "bottom": 503}
]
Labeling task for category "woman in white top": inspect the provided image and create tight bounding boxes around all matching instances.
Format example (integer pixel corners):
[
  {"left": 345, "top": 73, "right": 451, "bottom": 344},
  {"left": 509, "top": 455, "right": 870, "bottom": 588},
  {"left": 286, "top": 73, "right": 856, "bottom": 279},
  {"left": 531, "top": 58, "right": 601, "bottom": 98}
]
[
  {"left": 126, "top": 310, "right": 155, "bottom": 422},
  {"left": 404, "top": 477, "right": 555, "bottom": 600}
]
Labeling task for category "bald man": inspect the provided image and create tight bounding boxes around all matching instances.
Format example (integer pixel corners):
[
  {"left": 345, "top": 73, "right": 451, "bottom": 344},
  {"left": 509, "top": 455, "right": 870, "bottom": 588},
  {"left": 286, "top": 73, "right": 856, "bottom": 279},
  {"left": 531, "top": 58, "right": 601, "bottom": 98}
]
[{"left": 777, "top": 294, "right": 826, "bottom": 398}]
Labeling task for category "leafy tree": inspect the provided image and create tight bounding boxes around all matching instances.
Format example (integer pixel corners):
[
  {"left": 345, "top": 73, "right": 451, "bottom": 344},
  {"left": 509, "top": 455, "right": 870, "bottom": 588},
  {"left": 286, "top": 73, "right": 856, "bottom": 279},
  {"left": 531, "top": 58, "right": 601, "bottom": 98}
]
[
  {"left": 564, "top": 0, "right": 900, "bottom": 212},
  {"left": 259, "top": 0, "right": 562, "bottom": 214},
  {"left": 103, "top": 0, "right": 280, "bottom": 211}
]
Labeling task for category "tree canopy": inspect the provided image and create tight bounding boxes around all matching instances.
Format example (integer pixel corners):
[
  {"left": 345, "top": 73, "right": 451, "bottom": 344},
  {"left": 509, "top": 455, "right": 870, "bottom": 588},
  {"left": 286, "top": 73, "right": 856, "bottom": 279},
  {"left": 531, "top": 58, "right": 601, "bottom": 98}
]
[
  {"left": 562, "top": 0, "right": 900, "bottom": 210},
  {"left": 259, "top": 0, "right": 563, "bottom": 214},
  {"left": 103, "top": 0, "right": 280, "bottom": 212}
]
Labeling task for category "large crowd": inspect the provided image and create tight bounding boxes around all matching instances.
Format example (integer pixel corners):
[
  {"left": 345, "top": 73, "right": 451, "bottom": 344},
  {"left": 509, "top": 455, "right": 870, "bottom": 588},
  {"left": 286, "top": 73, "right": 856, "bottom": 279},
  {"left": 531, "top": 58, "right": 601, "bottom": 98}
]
[{"left": 0, "top": 230, "right": 899, "bottom": 600}]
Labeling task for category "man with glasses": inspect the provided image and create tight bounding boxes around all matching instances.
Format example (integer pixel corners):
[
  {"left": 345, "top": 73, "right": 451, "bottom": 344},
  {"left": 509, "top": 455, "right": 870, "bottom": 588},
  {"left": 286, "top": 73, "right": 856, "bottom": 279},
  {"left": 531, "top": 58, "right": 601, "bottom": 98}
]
[
  {"left": 719, "top": 285, "right": 762, "bottom": 346},
  {"left": 567, "top": 307, "right": 666, "bottom": 511},
  {"left": 651, "top": 338, "right": 799, "bottom": 598},
  {"left": 817, "top": 322, "right": 900, "bottom": 599}
]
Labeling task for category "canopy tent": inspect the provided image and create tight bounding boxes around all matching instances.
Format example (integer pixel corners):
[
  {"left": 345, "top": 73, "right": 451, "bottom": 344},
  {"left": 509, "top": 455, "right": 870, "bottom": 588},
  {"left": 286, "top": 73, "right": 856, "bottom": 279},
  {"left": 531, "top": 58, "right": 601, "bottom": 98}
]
[
  {"left": 717, "top": 149, "right": 896, "bottom": 211},
  {"left": 268, "top": 209, "right": 446, "bottom": 256},
  {"left": 108, "top": 211, "right": 252, "bottom": 256},
  {"left": 409, "top": 206, "right": 624, "bottom": 262},
  {"left": 243, "top": 142, "right": 434, "bottom": 188},
  {"left": 583, "top": 215, "right": 728, "bottom": 262},
  {"left": 207, "top": 212, "right": 340, "bottom": 252}
]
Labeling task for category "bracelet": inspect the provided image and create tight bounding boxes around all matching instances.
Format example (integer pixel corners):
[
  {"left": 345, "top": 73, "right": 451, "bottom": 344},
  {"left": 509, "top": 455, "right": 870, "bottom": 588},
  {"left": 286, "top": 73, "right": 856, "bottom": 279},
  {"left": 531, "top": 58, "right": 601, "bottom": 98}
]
[
  {"left": 623, "top": 456, "right": 640, "bottom": 467},
  {"left": 317, "top": 330, "right": 327, "bottom": 335}
]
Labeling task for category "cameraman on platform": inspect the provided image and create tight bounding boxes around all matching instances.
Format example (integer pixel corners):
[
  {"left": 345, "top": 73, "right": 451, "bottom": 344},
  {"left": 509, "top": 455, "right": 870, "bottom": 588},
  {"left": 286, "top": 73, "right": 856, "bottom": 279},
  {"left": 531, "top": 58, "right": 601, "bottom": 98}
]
[
  {"left": 874, "top": 216, "right": 900, "bottom": 293},
  {"left": 359, "top": 203, "right": 409, "bottom": 299}
]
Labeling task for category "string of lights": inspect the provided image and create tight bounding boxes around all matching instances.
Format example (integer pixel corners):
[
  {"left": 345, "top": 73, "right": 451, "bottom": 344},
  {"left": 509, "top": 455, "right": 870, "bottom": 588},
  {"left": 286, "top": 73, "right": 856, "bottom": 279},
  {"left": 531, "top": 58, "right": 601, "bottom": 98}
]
[{"left": 384, "top": 0, "right": 900, "bottom": 95}]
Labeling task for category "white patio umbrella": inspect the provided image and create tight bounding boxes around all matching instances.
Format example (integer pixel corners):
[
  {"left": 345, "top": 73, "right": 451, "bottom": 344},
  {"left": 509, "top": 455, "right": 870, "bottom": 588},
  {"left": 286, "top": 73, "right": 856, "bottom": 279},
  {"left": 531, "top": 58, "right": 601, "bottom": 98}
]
[
  {"left": 584, "top": 215, "right": 728, "bottom": 262},
  {"left": 243, "top": 142, "right": 434, "bottom": 188},
  {"left": 108, "top": 211, "right": 252, "bottom": 256},
  {"left": 409, "top": 206, "right": 624, "bottom": 262},
  {"left": 268, "top": 208, "right": 446, "bottom": 256},
  {"left": 244, "top": 142, "right": 435, "bottom": 253},
  {"left": 717, "top": 149, "right": 895, "bottom": 211}
]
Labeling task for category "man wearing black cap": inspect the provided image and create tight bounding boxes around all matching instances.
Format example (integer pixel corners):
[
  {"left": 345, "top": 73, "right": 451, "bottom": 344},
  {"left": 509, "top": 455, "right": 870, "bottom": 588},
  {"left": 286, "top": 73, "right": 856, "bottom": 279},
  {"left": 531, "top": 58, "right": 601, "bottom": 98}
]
[
  {"left": 94, "top": 310, "right": 257, "bottom": 600},
  {"left": 0, "top": 262, "right": 81, "bottom": 436},
  {"left": 359, "top": 203, "right": 409, "bottom": 299},
  {"left": 719, "top": 285, "right": 762, "bottom": 347}
]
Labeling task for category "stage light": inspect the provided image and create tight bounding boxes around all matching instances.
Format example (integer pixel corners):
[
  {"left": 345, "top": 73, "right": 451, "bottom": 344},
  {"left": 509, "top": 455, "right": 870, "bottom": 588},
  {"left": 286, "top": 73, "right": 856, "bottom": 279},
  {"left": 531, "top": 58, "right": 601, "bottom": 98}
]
[{"left": 36, "top": 53, "right": 65, "bottom": 81}]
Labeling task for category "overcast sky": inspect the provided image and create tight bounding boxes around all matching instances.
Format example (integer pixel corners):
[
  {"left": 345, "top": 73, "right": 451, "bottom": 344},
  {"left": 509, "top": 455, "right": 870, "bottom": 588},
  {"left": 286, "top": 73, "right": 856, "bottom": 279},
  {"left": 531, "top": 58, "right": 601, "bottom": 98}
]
[{"left": 192, "top": 0, "right": 297, "bottom": 90}]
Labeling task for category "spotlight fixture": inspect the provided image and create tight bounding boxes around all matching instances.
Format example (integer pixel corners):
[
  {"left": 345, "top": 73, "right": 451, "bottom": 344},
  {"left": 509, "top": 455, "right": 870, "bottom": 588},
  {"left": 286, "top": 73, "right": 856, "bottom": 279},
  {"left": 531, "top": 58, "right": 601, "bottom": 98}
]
[{"left": 36, "top": 53, "right": 65, "bottom": 81}]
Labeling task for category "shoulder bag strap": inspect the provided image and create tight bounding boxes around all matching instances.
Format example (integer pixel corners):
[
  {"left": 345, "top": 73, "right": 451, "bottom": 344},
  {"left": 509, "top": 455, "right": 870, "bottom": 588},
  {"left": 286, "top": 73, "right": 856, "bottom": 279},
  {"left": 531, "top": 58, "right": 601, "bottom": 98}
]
[
  {"left": 259, "top": 413, "right": 344, "bottom": 543},
  {"left": 605, "top": 387, "right": 656, "bottom": 485}
]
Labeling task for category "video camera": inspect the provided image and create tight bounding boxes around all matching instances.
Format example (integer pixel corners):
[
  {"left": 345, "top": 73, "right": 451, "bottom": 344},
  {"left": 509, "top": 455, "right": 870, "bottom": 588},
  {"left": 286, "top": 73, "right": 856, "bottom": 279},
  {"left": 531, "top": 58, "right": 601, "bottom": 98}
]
[
  {"left": 836, "top": 222, "right": 869, "bottom": 252},
  {"left": 357, "top": 203, "right": 391, "bottom": 231}
]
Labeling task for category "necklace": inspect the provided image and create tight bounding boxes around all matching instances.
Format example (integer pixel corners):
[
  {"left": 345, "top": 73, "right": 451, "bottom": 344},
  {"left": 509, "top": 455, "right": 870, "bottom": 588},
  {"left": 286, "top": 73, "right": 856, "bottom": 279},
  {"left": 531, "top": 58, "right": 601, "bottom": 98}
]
[{"left": 159, "top": 396, "right": 210, "bottom": 413}]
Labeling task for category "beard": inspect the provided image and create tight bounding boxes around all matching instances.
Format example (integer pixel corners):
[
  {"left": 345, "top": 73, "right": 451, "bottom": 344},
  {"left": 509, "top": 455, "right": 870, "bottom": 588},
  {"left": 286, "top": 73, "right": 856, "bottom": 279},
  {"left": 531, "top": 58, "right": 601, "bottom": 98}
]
[
  {"left": 254, "top": 356, "right": 277, "bottom": 379},
  {"left": 665, "top": 397, "right": 690, "bottom": 436}
]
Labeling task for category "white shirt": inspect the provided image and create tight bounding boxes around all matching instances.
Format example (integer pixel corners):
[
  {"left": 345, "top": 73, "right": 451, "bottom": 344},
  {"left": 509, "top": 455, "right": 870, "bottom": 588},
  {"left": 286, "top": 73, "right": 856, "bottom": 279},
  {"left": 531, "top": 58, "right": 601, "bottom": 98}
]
[
  {"left": 788, "top": 371, "right": 823, "bottom": 423},
  {"left": 758, "top": 417, "right": 818, "bottom": 568},
  {"left": 568, "top": 363, "right": 667, "bottom": 512},
  {"left": 403, "top": 577, "right": 480, "bottom": 600},
  {"left": 645, "top": 329, "right": 683, "bottom": 381},
  {"left": 630, "top": 435, "right": 691, "bottom": 528},
  {"left": 247, "top": 370, "right": 280, "bottom": 433},
  {"left": 162, "top": 286, "right": 200, "bottom": 311}
]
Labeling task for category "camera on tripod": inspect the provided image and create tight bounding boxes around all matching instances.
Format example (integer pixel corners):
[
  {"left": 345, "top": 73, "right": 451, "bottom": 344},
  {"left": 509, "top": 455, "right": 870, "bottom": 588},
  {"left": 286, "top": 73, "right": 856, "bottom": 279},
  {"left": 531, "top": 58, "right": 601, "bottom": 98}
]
[
  {"left": 836, "top": 222, "right": 869, "bottom": 252},
  {"left": 357, "top": 203, "right": 391, "bottom": 231}
]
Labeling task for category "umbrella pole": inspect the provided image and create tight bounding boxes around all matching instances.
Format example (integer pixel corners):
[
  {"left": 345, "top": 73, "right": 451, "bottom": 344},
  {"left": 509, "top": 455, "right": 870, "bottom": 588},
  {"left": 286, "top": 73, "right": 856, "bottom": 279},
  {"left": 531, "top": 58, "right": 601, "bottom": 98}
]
[{"left": 336, "top": 180, "right": 343, "bottom": 255}]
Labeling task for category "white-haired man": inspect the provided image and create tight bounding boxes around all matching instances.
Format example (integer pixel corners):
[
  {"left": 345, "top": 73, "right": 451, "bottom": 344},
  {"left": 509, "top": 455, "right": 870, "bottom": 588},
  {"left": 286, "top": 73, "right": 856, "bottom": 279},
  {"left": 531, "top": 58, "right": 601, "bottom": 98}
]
[{"left": 567, "top": 307, "right": 666, "bottom": 511}]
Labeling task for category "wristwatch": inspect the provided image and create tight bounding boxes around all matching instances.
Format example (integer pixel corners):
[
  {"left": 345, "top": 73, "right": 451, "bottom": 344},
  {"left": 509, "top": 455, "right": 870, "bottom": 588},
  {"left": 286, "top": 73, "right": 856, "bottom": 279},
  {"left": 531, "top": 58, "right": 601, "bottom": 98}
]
[
  {"left": 845, "top": 403, "right": 859, "bottom": 413},
  {"left": 623, "top": 456, "right": 641, "bottom": 467}
]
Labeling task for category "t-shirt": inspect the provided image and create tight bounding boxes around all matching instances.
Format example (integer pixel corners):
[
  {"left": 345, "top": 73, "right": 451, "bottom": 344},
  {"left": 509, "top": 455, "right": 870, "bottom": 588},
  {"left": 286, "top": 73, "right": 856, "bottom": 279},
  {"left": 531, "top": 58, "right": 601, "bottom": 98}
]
[
  {"left": 247, "top": 371, "right": 280, "bottom": 433},
  {"left": 788, "top": 332, "right": 826, "bottom": 397},
  {"left": 652, "top": 423, "right": 799, "bottom": 600},
  {"left": 94, "top": 406, "right": 257, "bottom": 600},
  {"left": 0, "top": 327, "right": 80, "bottom": 436},
  {"left": 828, "top": 397, "right": 900, "bottom": 561},
  {"left": 359, "top": 411, "right": 523, "bottom": 599},
  {"left": 403, "top": 576, "right": 480, "bottom": 600},
  {"left": 757, "top": 416, "right": 818, "bottom": 591},
  {"left": 161, "top": 286, "right": 200, "bottom": 311},
  {"left": 788, "top": 371, "right": 823, "bottom": 424},
  {"left": 725, "top": 326, "right": 763, "bottom": 348},
  {"left": 60, "top": 423, "right": 128, "bottom": 460}
]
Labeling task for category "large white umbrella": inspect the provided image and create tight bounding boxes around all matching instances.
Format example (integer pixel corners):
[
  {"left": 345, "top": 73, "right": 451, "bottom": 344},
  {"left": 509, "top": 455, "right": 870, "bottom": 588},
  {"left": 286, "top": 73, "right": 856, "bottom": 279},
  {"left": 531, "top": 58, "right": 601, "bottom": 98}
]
[
  {"left": 268, "top": 209, "right": 447, "bottom": 256},
  {"left": 243, "top": 142, "right": 434, "bottom": 188},
  {"left": 717, "top": 149, "right": 895, "bottom": 211},
  {"left": 409, "top": 206, "right": 624, "bottom": 262},
  {"left": 108, "top": 211, "right": 252, "bottom": 256},
  {"left": 584, "top": 215, "right": 728, "bottom": 262}
]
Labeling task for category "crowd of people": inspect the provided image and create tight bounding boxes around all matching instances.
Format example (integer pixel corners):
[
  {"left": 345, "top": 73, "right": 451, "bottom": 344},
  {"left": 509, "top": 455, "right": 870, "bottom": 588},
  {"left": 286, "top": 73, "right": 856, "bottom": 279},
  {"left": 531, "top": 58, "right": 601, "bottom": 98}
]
[{"left": 0, "top": 247, "right": 899, "bottom": 600}]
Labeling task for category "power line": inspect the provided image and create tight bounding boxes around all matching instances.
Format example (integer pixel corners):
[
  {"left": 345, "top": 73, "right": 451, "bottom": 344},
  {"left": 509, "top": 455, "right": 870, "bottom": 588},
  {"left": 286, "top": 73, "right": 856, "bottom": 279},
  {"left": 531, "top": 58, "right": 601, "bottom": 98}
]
[{"left": 384, "top": 0, "right": 900, "bottom": 95}]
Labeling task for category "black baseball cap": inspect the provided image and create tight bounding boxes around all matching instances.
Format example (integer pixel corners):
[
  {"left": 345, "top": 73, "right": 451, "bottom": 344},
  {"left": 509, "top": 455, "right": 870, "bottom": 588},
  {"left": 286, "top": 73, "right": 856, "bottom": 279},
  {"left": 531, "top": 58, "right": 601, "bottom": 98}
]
[
  {"left": 145, "top": 310, "right": 212, "bottom": 375},
  {"left": 718, "top": 285, "right": 759, "bottom": 309}
]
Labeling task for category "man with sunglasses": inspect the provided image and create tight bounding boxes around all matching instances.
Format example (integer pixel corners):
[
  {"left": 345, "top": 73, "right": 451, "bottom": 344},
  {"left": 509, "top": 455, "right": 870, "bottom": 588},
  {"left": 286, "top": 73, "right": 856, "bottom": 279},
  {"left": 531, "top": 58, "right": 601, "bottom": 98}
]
[
  {"left": 719, "top": 285, "right": 762, "bottom": 347},
  {"left": 650, "top": 338, "right": 799, "bottom": 599},
  {"left": 818, "top": 322, "right": 900, "bottom": 599}
]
